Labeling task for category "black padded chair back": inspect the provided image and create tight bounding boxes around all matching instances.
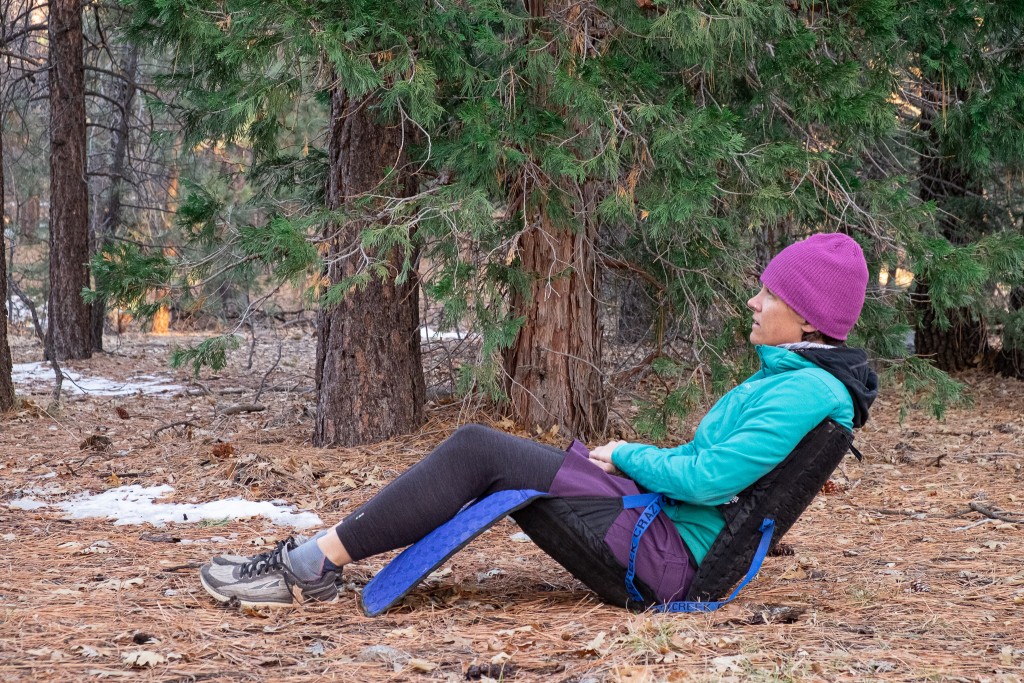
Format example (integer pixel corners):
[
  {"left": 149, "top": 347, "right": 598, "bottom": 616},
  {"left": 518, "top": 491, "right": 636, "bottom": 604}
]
[{"left": 684, "top": 419, "right": 854, "bottom": 602}]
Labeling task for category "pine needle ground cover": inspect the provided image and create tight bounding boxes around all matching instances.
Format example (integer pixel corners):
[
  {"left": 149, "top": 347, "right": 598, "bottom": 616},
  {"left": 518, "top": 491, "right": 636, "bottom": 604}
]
[{"left": 0, "top": 331, "right": 1021, "bottom": 683}]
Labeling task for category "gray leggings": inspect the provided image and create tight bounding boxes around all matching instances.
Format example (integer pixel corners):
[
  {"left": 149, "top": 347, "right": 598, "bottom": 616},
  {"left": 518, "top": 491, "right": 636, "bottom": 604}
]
[{"left": 336, "top": 425, "right": 565, "bottom": 561}]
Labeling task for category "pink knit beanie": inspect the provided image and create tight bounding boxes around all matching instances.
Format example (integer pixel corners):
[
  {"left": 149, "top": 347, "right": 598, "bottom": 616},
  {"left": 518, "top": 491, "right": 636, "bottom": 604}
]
[{"left": 759, "top": 233, "right": 868, "bottom": 340}]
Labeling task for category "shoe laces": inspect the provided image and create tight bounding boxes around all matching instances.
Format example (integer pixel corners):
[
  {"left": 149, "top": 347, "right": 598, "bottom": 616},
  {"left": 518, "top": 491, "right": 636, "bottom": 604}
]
[{"left": 239, "top": 536, "right": 296, "bottom": 578}]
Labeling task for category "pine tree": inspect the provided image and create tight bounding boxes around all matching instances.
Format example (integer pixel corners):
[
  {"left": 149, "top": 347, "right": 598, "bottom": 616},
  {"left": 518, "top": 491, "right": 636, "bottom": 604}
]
[
  {"left": 0, "top": 124, "right": 15, "bottom": 410},
  {"left": 314, "top": 87, "right": 426, "bottom": 446},
  {"left": 89, "top": 43, "right": 140, "bottom": 352},
  {"left": 896, "top": 1, "right": 1024, "bottom": 373},
  {"left": 47, "top": 0, "right": 92, "bottom": 360}
]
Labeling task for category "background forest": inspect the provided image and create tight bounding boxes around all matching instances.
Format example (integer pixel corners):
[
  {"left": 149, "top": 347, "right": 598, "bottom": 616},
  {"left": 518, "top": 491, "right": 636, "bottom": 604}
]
[{"left": 2, "top": 0, "right": 1024, "bottom": 447}]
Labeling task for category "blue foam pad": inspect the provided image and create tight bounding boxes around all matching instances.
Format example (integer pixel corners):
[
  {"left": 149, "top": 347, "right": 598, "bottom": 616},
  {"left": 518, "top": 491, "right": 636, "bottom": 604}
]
[{"left": 360, "top": 488, "right": 546, "bottom": 616}]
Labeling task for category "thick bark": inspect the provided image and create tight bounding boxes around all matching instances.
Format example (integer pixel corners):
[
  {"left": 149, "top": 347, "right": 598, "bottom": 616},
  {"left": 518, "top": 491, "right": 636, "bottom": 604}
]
[
  {"left": 503, "top": 185, "right": 606, "bottom": 440},
  {"left": 912, "top": 282, "right": 987, "bottom": 371},
  {"left": 913, "top": 103, "right": 986, "bottom": 371},
  {"left": 0, "top": 128, "right": 17, "bottom": 410},
  {"left": 313, "top": 88, "right": 425, "bottom": 447},
  {"left": 47, "top": 0, "right": 92, "bottom": 360},
  {"left": 90, "top": 47, "right": 139, "bottom": 351},
  {"left": 501, "top": 0, "right": 606, "bottom": 439}
]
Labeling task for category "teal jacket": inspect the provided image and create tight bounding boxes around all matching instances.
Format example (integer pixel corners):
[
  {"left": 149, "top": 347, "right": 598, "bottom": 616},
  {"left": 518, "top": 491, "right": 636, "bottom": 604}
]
[{"left": 611, "top": 345, "right": 857, "bottom": 564}]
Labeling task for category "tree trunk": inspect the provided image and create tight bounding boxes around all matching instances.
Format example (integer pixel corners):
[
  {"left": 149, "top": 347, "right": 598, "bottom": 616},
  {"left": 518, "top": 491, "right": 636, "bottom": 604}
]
[
  {"left": 913, "top": 101, "right": 986, "bottom": 372},
  {"left": 500, "top": 0, "right": 606, "bottom": 440},
  {"left": 503, "top": 185, "right": 606, "bottom": 439},
  {"left": 47, "top": 0, "right": 92, "bottom": 360},
  {"left": 994, "top": 287, "right": 1024, "bottom": 379},
  {"left": 91, "top": 46, "right": 139, "bottom": 351},
  {"left": 0, "top": 127, "right": 17, "bottom": 410},
  {"left": 616, "top": 277, "right": 654, "bottom": 344},
  {"left": 912, "top": 282, "right": 986, "bottom": 370},
  {"left": 313, "top": 88, "right": 425, "bottom": 447}
]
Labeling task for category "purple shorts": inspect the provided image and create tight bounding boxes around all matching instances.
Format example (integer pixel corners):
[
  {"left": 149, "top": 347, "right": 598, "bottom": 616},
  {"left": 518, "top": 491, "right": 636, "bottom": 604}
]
[{"left": 547, "top": 441, "right": 697, "bottom": 602}]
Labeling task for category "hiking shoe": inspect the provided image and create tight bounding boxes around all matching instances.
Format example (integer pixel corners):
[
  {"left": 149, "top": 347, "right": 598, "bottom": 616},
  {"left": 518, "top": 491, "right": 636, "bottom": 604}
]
[
  {"left": 210, "top": 535, "right": 308, "bottom": 566},
  {"left": 200, "top": 538, "right": 339, "bottom": 608}
]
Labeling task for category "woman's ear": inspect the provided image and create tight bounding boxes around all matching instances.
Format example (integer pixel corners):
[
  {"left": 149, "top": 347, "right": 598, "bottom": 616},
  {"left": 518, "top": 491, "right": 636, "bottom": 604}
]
[{"left": 800, "top": 321, "right": 820, "bottom": 337}]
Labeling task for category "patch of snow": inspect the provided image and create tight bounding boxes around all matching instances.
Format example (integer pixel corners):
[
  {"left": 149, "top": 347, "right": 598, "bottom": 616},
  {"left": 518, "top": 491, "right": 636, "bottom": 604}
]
[
  {"left": 8, "top": 498, "right": 48, "bottom": 510},
  {"left": 11, "top": 362, "right": 183, "bottom": 398},
  {"left": 7, "top": 484, "right": 322, "bottom": 529},
  {"left": 22, "top": 483, "right": 66, "bottom": 496},
  {"left": 419, "top": 326, "right": 475, "bottom": 342}
]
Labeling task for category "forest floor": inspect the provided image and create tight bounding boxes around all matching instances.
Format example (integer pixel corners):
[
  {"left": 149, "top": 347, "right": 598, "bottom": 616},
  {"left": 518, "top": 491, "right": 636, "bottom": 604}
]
[{"left": 0, "top": 329, "right": 1022, "bottom": 683}]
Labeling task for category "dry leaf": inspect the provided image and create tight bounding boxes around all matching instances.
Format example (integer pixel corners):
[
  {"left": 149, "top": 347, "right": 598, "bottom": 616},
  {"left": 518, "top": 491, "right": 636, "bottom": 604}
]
[
  {"left": 711, "top": 654, "right": 748, "bottom": 673},
  {"left": 96, "top": 577, "right": 144, "bottom": 591},
  {"left": 122, "top": 650, "right": 166, "bottom": 668},
  {"left": 579, "top": 631, "right": 608, "bottom": 655},
  {"left": 85, "top": 670, "right": 135, "bottom": 679},
  {"left": 388, "top": 627, "right": 417, "bottom": 638},
  {"left": 613, "top": 665, "right": 656, "bottom": 682},
  {"left": 406, "top": 658, "right": 438, "bottom": 672},
  {"left": 495, "top": 625, "right": 533, "bottom": 636},
  {"left": 426, "top": 567, "right": 452, "bottom": 582}
]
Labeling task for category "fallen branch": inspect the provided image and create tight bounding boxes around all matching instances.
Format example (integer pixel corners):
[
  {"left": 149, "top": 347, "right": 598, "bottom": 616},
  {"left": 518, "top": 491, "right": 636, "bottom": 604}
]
[
  {"left": 184, "top": 381, "right": 211, "bottom": 396},
  {"left": 869, "top": 508, "right": 923, "bottom": 516},
  {"left": 968, "top": 501, "right": 1023, "bottom": 523},
  {"left": 220, "top": 404, "right": 266, "bottom": 416},
  {"left": 952, "top": 519, "right": 998, "bottom": 532},
  {"left": 152, "top": 419, "right": 197, "bottom": 438}
]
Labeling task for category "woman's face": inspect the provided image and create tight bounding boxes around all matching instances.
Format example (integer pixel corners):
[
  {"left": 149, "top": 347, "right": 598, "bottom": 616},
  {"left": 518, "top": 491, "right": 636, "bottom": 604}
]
[{"left": 747, "top": 286, "right": 816, "bottom": 346}]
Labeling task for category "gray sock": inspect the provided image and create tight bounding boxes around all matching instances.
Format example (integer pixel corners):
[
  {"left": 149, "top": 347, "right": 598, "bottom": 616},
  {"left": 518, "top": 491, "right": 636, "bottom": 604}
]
[{"left": 287, "top": 529, "right": 340, "bottom": 582}]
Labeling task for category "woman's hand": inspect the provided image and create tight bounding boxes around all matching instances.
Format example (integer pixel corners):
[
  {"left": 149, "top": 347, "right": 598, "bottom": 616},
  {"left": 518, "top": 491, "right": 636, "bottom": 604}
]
[{"left": 588, "top": 440, "right": 627, "bottom": 474}]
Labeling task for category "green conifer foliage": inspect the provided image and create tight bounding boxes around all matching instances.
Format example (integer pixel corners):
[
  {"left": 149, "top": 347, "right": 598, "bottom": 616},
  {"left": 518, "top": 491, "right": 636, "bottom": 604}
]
[
  {"left": 895, "top": 1, "right": 1024, "bottom": 373},
  {"left": 97, "top": 0, "right": 1023, "bottom": 437}
]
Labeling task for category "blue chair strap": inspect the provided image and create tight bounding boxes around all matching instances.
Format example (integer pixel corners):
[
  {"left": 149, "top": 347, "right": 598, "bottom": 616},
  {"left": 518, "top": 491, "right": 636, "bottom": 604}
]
[
  {"left": 622, "top": 493, "right": 664, "bottom": 603},
  {"left": 622, "top": 494, "right": 776, "bottom": 612}
]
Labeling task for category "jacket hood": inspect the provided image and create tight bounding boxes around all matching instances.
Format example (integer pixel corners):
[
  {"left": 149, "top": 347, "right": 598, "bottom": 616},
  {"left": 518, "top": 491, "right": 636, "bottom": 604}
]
[{"left": 790, "top": 346, "right": 878, "bottom": 428}]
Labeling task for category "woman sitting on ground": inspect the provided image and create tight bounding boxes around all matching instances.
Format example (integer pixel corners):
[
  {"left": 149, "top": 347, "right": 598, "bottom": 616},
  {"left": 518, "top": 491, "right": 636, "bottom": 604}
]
[{"left": 200, "top": 232, "right": 878, "bottom": 609}]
